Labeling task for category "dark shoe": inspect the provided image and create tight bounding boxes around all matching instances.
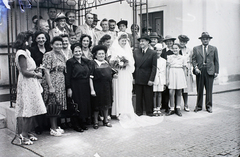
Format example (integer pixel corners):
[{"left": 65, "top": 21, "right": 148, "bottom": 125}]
[
  {"left": 147, "top": 113, "right": 155, "bottom": 117},
  {"left": 206, "top": 108, "right": 212, "bottom": 113},
  {"left": 93, "top": 123, "right": 99, "bottom": 129},
  {"left": 35, "top": 127, "right": 42, "bottom": 135},
  {"left": 81, "top": 125, "right": 88, "bottom": 130},
  {"left": 175, "top": 109, "right": 182, "bottom": 117},
  {"left": 73, "top": 126, "right": 84, "bottom": 132},
  {"left": 166, "top": 110, "right": 175, "bottom": 116},
  {"left": 103, "top": 121, "right": 112, "bottom": 127},
  {"left": 194, "top": 107, "right": 202, "bottom": 112}
]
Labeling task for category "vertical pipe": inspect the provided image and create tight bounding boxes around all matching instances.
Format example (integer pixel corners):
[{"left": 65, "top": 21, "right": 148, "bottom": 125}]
[
  {"left": 140, "top": 0, "right": 142, "bottom": 36},
  {"left": 37, "top": 0, "right": 40, "bottom": 31},
  {"left": 146, "top": 0, "right": 148, "bottom": 34},
  {"left": 7, "top": 9, "right": 12, "bottom": 108}
]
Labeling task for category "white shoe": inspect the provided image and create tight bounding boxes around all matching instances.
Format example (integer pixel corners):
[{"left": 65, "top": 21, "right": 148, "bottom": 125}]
[
  {"left": 153, "top": 108, "right": 158, "bottom": 114},
  {"left": 50, "top": 129, "right": 62, "bottom": 136},
  {"left": 107, "top": 115, "right": 111, "bottom": 120},
  {"left": 56, "top": 127, "right": 64, "bottom": 134}
]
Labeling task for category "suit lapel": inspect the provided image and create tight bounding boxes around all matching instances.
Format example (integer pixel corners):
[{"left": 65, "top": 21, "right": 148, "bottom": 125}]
[
  {"left": 207, "top": 45, "right": 212, "bottom": 56},
  {"left": 198, "top": 45, "right": 204, "bottom": 58},
  {"left": 138, "top": 48, "right": 151, "bottom": 67}
]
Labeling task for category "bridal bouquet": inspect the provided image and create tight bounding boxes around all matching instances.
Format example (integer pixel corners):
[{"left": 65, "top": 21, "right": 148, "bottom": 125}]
[{"left": 110, "top": 56, "right": 129, "bottom": 70}]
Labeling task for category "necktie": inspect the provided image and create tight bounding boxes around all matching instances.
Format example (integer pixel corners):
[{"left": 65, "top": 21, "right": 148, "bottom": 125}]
[
  {"left": 52, "top": 21, "right": 54, "bottom": 29},
  {"left": 204, "top": 46, "right": 207, "bottom": 63}
]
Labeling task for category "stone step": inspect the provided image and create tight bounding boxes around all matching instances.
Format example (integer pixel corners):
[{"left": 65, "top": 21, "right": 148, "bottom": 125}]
[
  {"left": 0, "top": 102, "right": 16, "bottom": 131},
  {"left": 0, "top": 114, "right": 6, "bottom": 129}
]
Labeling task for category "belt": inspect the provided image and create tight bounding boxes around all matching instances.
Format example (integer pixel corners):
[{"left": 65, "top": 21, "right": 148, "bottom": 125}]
[{"left": 50, "top": 66, "right": 65, "bottom": 73}]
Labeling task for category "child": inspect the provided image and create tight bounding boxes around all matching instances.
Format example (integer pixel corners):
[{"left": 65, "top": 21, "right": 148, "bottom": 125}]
[
  {"left": 166, "top": 43, "right": 187, "bottom": 117},
  {"left": 68, "top": 31, "right": 78, "bottom": 45},
  {"left": 153, "top": 44, "right": 166, "bottom": 116}
]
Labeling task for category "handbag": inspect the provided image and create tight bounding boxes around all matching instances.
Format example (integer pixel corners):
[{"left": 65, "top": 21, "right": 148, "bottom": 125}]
[
  {"left": 67, "top": 98, "right": 80, "bottom": 117},
  {"left": 46, "top": 93, "right": 61, "bottom": 117}
]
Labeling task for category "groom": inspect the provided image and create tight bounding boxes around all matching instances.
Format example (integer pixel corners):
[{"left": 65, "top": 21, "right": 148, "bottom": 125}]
[{"left": 133, "top": 35, "right": 157, "bottom": 116}]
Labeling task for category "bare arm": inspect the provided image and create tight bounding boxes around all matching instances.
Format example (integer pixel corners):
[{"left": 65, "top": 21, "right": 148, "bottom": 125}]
[
  {"left": 19, "top": 55, "right": 42, "bottom": 79},
  {"left": 44, "top": 68, "right": 55, "bottom": 93}
]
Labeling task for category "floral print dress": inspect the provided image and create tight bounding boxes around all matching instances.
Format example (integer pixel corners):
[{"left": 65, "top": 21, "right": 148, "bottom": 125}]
[{"left": 42, "top": 51, "right": 67, "bottom": 110}]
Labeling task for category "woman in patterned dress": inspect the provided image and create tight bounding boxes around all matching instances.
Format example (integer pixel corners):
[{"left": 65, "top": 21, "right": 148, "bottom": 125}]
[
  {"left": 42, "top": 36, "right": 67, "bottom": 136},
  {"left": 14, "top": 32, "right": 46, "bottom": 145}
]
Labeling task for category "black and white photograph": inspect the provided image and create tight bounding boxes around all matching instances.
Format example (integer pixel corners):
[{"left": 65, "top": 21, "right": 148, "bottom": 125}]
[{"left": 0, "top": 0, "right": 239, "bottom": 156}]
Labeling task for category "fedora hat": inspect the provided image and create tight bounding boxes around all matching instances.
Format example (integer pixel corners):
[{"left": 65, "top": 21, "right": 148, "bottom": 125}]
[
  {"left": 198, "top": 32, "right": 213, "bottom": 39},
  {"left": 162, "top": 35, "right": 176, "bottom": 42},
  {"left": 149, "top": 32, "right": 160, "bottom": 39},
  {"left": 54, "top": 12, "right": 67, "bottom": 22},
  {"left": 178, "top": 35, "right": 190, "bottom": 42},
  {"left": 137, "top": 34, "right": 151, "bottom": 43},
  {"left": 117, "top": 20, "right": 128, "bottom": 27},
  {"left": 93, "top": 13, "right": 100, "bottom": 22}
]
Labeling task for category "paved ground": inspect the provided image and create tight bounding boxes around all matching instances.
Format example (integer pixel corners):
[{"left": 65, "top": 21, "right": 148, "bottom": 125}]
[{"left": 0, "top": 82, "right": 240, "bottom": 157}]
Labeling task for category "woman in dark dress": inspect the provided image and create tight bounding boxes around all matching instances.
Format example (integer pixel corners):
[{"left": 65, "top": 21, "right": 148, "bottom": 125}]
[
  {"left": 91, "top": 45, "right": 115, "bottom": 129},
  {"left": 29, "top": 31, "right": 51, "bottom": 67},
  {"left": 66, "top": 43, "right": 94, "bottom": 132}
]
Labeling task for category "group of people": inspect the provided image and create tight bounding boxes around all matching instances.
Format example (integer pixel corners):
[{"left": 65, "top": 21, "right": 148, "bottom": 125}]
[{"left": 14, "top": 8, "right": 219, "bottom": 145}]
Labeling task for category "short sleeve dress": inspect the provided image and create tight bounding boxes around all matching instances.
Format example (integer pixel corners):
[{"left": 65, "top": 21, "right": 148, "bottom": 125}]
[
  {"left": 42, "top": 51, "right": 67, "bottom": 110},
  {"left": 15, "top": 49, "right": 47, "bottom": 118},
  {"left": 92, "top": 60, "right": 113, "bottom": 111},
  {"left": 167, "top": 54, "right": 187, "bottom": 90}
]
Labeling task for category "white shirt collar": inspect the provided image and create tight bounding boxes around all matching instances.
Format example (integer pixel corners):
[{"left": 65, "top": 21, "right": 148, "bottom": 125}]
[{"left": 94, "top": 59, "right": 107, "bottom": 66}]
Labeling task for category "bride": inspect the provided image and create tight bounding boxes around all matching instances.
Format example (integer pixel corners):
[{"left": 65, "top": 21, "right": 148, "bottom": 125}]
[{"left": 109, "top": 32, "right": 163, "bottom": 128}]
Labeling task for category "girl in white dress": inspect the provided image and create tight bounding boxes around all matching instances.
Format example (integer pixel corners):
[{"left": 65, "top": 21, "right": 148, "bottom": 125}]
[
  {"left": 109, "top": 32, "right": 163, "bottom": 128},
  {"left": 14, "top": 32, "right": 46, "bottom": 145},
  {"left": 166, "top": 43, "right": 187, "bottom": 117},
  {"left": 153, "top": 44, "right": 166, "bottom": 115}
]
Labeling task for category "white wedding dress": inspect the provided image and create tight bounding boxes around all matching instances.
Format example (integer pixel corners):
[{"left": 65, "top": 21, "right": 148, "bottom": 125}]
[{"left": 109, "top": 33, "right": 164, "bottom": 128}]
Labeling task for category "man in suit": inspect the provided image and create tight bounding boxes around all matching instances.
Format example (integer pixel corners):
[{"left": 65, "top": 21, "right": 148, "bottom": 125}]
[
  {"left": 133, "top": 35, "right": 157, "bottom": 116},
  {"left": 47, "top": 7, "right": 57, "bottom": 30},
  {"left": 192, "top": 32, "right": 219, "bottom": 113},
  {"left": 65, "top": 11, "right": 78, "bottom": 33},
  {"left": 75, "top": 13, "right": 95, "bottom": 45}
]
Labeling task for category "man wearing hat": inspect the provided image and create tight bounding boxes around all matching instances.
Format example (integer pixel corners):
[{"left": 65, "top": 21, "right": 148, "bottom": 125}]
[
  {"left": 133, "top": 35, "right": 157, "bottom": 116},
  {"left": 65, "top": 11, "right": 78, "bottom": 33},
  {"left": 47, "top": 7, "right": 57, "bottom": 30},
  {"left": 91, "top": 14, "right": 100, "bottom": 32},
  {"left": 160, "top": 35, "right": 176, "bottom": 112},
  {"left": 117, "top": 20, "right": 133, "bottom": 47},
  {"left": 142, "top": 27, "right": 152, "bottom": 36},
  {"left": 149, "top": 32, "right": 161, "bottom": 50},
  {"left": 192, "top": 32, "right": 219, "bottom": 113},
  {"left": 49, "top": 12, "right": 69, "bottom": 41},
  {"left": 75, "top": 13, "right": 96, "bottom": 44}
]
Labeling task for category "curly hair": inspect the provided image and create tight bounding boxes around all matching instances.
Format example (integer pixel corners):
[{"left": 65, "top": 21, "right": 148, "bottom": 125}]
[
  {"left": 98, "top": 34, "right": 111, "bottom": 45},
  {"left": 50, "top": 36, "right": 63, "bottom": 45},
  {"left": 32, "top": 30, "right": 51, "bottom": 48},
  {"left": 79, "top": 34, "right": 92, "bottom": 48}
]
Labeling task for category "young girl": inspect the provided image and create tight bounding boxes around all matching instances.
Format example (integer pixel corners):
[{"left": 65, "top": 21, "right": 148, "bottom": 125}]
[
  {"left": 153, "top": 44, "right": 166, "bottom": 116},
  {"left": 166, "top": 43, "right": 187, "bottom": 117}
]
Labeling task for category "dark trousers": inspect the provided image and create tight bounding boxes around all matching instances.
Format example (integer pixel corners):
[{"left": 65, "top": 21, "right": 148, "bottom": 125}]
[
  {"left": 135, "top": 84, "right": 153, "bottom": 115},
  {"left": 195, "top": 66, "right": 214, "bottom": 110},
  {"left": 161, "top": 86, "right": 169, "bottom": 110}
]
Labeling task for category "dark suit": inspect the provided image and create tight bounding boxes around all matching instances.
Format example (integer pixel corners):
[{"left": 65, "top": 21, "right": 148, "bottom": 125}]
[
  {"left": 192, "top": 45, "right": 219, "bottom": 110},
  {"left": 133, "top": 48, "right": 157, "bottom": 115},
  {"left": 47, "top": 19, "right": 56, "bottom": 30}
]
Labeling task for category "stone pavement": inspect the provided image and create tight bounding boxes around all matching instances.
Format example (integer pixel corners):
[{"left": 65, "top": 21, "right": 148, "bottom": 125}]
[{"left": 0, "top": 81, "right": 240, "bottom": 157}]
